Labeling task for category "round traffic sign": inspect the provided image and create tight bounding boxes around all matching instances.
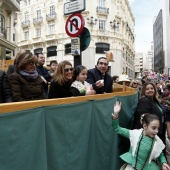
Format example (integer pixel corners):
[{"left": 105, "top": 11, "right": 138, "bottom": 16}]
[{"left": 65, "top": 13, "right": 85, "bottom": 37}]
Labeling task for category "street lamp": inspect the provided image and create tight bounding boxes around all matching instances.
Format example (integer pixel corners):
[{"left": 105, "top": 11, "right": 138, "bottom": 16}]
[
  {"left": 87, "top": 16, "right": 97, "bottom": 26},
  {"left": 110, "top": 20, "right": 119, "bottom": 31}
]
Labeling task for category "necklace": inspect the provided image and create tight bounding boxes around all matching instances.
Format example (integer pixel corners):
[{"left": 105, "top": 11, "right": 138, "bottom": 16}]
[{"left": 134, "top": 131, "right": 154, "bottom": 170}]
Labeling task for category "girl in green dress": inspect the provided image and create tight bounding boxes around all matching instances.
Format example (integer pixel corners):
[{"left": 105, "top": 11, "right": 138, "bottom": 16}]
[{"left": 112, "top": 101, "right": 170, "bottom": 170}]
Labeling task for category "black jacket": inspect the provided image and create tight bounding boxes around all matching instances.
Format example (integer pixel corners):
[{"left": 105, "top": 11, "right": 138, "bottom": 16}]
[
  {"left": 133, "top": 95, "right": 164, "bottom": 135},
  {"left": 0, "top": 70, "right": 13, "bottom": 103},
  {"left": 86, "top": 68, "right": 113, "bottom": 94}
]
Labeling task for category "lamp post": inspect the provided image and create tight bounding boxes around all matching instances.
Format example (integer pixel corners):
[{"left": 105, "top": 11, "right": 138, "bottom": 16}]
[
  {"left": 110, "top": 20, "right": 119, "bottom": 32},
  {"left": 87, "top": 16, "right": 97, "bottom": 31}
]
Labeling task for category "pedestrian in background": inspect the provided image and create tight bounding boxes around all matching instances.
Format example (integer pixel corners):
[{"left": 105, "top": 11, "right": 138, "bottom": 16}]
[
  {"left": 0, "top": 70, "right": 13, "bottom": 103},
  {"left": 48, "top": 60, "right": 58, "bottom": 76}
]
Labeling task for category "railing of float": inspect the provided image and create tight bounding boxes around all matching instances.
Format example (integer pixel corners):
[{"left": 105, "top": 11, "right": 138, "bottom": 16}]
[{"left": 0, "top": 86, "right": 138, "bottom": 170}]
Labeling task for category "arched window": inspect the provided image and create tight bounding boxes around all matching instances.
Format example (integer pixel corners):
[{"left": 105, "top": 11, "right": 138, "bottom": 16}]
[{"left": 96, "top": 43, "right": 110, "bottom": 54}]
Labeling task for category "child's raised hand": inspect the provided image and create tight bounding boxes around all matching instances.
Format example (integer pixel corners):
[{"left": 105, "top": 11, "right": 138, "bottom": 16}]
[
  {"left": 114, "top": 101, "right": 121, "bottom": 113},
  {"left": 112, "top": 101, "right": 121, "bottom": 119},
  {"left": 162, "top": 163, "right": 170, "bottom": 170}
]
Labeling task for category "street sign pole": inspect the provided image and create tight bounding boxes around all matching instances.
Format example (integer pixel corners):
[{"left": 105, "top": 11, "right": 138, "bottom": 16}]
[{"left": 74, "top": 35, "right": 82, "bottom": 67}]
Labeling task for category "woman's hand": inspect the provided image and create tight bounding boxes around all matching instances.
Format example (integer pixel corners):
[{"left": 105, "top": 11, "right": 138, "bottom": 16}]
[{"left": 162, "top": 163, "right": 170, "bottom": 170}]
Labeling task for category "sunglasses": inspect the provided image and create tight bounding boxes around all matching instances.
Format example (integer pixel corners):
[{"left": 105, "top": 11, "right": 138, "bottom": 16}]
[
  {"left": 28, "top": 62, "right": 35, "bottom": 65},
  {"left": 98, "top": 62, "right": 108, "bottom": 66},
  {"left": 64, "top": 68, "right": 74, "bottom": 72},
  {"left": 133, "top": 82, "right": 138, "bottom": 85}
]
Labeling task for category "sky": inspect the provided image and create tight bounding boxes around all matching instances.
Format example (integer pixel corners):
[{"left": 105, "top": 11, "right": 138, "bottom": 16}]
[{"left": 128, "top": 0, "right": 161, "bottom": 53}]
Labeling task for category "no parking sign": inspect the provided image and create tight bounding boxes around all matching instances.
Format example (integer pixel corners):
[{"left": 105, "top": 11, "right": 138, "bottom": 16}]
[{"left": 65, "top": 13, "right": 85, "bottom": 37}]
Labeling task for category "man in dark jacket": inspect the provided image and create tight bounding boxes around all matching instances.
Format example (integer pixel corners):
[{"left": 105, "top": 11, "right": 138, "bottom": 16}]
[
  {"left": 36, "top": 53, "right": 51, "bottom": 96},
  {"left": 86, "top": 57, "right": 113, "bottom": 94},
  {"left": 0, "top": 70, "right": 13, "bottom": 103}
]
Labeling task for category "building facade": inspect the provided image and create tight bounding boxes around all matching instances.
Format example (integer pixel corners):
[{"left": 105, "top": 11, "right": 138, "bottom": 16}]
[
  {"left": 0, "top": 0, "right": 20, "bottom": 60},
  {"left": 153, "top": 10, "right": 164, "bottom": 73},
  {"left": 17, "top": 0, "right": 135, "bottom": 77}
]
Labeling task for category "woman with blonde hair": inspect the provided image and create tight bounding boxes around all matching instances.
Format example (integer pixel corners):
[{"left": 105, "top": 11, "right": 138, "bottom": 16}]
[
  {"left": 48, "top": 60, "right": 74, "bottom": 98},
  {"left": 8, "top": 51, "right": 46, "bottom": 101}
]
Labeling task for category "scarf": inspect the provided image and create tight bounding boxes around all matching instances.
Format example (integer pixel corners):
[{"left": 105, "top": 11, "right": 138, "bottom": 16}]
[{"left": 19, "top": 69, "right": 39, "bottom": 79}]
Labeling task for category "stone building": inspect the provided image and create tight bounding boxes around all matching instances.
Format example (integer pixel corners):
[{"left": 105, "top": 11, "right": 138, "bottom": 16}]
[
  {"left": 0, "top": 0, "right": 20, "bottom": 60},
  {"left": 17, "top": 0, "right": 135, "bottom": 77}
]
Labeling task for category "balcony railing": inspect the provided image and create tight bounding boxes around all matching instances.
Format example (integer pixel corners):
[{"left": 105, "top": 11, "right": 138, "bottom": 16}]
[
  {"left": 21, "top": 20, "right": 30, "bottom": 28},
  {"left": 0, "top": 27, "right": 7, "bottom": 39},
  {"left": 33, "top": 17, "right": 43, "bottom": 25},
  {"left": 96, "top": 6, "right": 109, "bottom": 15},
  {"left": 46, "top": 13, "right": 57, "bottom": 21}
]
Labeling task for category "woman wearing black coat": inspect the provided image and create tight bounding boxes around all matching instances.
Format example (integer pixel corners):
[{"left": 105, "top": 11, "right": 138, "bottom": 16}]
[
  {"left": 0, "top": 70, "right": 13, "bottom": 103},
  {"left": 133, "top": 82, "right": 165, "bottom": 143}
]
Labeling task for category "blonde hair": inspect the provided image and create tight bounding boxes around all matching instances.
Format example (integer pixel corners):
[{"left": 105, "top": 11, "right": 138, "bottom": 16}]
[{"left": 53, "top": 60, "right": 73, "bottom": 86}]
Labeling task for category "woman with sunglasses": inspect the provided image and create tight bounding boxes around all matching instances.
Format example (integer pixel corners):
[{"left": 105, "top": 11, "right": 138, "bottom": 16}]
[
  {"left": 8, "top": 51, "right": 46, "bottom": 102},
  {"left": 48, "top": 60, "right": 73, "bottom": 98}
]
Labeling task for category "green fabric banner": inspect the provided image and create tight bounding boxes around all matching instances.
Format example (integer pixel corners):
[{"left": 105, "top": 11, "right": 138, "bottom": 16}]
[{"left": 0, "top": 93, "right": 138, "bottom": 170}]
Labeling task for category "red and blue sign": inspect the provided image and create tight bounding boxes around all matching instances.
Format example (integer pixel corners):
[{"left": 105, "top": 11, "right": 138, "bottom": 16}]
[{"left": 65, "top": 13, "right": 85, "bottom": 37}]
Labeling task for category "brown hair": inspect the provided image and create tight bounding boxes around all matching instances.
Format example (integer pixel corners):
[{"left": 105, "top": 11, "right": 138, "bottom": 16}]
[
  {"left": 15, "top": 51, "right": 37, "bottom": 71},
  {"left": 53, "top": 60, "right": 73, "bottom": 86},
  {"left": 141, "top": 82, "right": 158, "bottom": 99}
]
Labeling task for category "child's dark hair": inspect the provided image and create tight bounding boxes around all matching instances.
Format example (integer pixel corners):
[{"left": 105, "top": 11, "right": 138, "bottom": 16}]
[
  {"left": 50, "top": 60, "right": 58, "bottom": 66},
  {"left": 73, "top": 65, "right": 87, "bottom": 81},
  {"left": 141, "top": 114, "right": 159, "bottom": 126}
]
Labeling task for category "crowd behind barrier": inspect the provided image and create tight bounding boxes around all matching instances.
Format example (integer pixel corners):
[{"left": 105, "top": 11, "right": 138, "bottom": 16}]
[
  {"left": 1, "top": 51, "right": 170, "bottom": 169},
  {"left": 0, "top": 89, "right": 137, "bottom": 170}
]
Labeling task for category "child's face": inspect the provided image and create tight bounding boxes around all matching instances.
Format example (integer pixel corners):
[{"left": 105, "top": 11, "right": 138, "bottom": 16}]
[
  {"left": 77, "top": 69, "right": 87, "bottom": 82},
  {"left": 51, "top": 63, "right": 57, "bottom": 71},
  {"left": 143, "top": 120, "right": 159, "bottom": 138}
]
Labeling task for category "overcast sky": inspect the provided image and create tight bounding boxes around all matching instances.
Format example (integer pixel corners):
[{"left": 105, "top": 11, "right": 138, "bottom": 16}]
[{"left": 128, "top": 0, "right": 160, "bottom": 53}]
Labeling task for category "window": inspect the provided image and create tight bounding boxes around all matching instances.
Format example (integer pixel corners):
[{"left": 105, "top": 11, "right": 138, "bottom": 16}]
[
  {"left": 99, "top": 0, "right": 105, "bottom": 7},
  {"left": 47, "top": 46, "right": 57, "bottom": 57},
  {"left": 96, "top": 43, "right": 110, "bottom": 54},
  {"left": 50, "top": 5, "right": 55, "bottom": 15},
  {"left": 25, "top": 13, "right": 29, "bottom": 21},
  {"left": 24, "top": 31, "right": 29, "bottom": 40},
  {"left": 65, "top": 44, "right": 71, "bottom": 54},
  {"left": 99, "top": 20, "right": 105, "bottom": 30},
  {"left": 0, "top": 15, "right": 4, "bottom": 30},
  {"left": 49, "top": 24, "right": 55, "bottom": 34},
  {"left": 36, "top": 10, "right": 41, "bottom": 18},
  {"left": 35, "top": 28, "right": 41, "bottom": 37}
]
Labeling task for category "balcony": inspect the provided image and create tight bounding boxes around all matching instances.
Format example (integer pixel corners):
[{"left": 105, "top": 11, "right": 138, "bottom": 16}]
[
  {"left": 19, "top": 40, "right": 32, "bottom": 46},
  {"left": 45, "top": 34, "right": 57, "bottom": 41},
  {"left": 46, "top": 13, "right": 57, "bottom": 21},
  {"left": 96, "top": 6, "right": 109, "bottom": 15},
  {"left": 32, "top": 37, "right": 43, "bottom": 44},
  {"left": 21, "top": 20, "right": 30, "bottom": 28},
  {"left": 8, "top": 0, "right": 20, "bottom": 11},
  {"left": 33, "top": 17, "right": 43, "bottom": 25},
  {"left": 0, "top": 27, "right": 7, "bottom": 39}
]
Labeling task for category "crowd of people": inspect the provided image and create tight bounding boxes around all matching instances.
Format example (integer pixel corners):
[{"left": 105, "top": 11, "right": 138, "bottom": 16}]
[{"left": 1, "top": 50, "right": 170, "bottom": 168}]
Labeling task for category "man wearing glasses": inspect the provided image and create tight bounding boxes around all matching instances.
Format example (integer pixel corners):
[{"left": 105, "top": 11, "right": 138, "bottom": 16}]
[{"left": 86, "top": 57, "right": 113, "bottom": 94}]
